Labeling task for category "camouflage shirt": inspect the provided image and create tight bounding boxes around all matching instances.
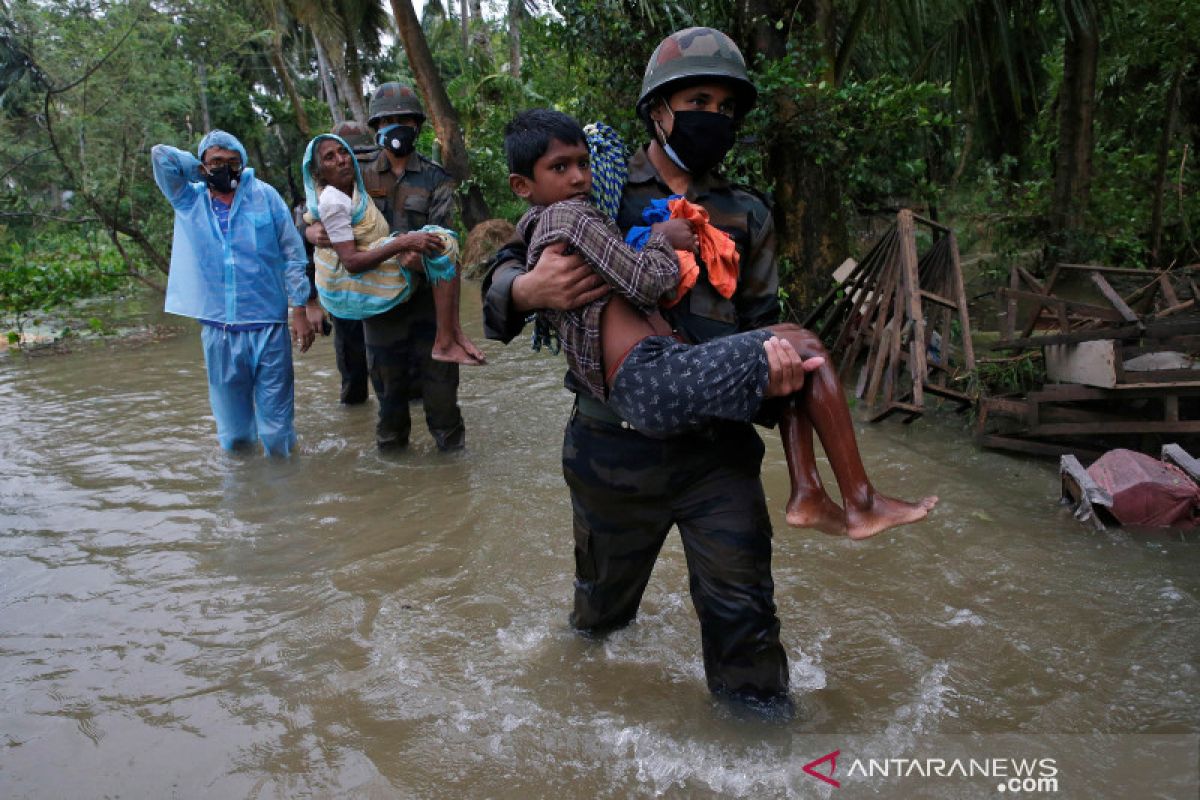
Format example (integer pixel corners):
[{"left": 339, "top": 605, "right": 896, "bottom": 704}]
[
  {"left": 362, "top": 150, "right": 457, "bottom": 234},
  {"left": 482, "top": 145, "right": 779, "bottom": 346},
  {"left": 617, "top": 146, "right": 779, "bottom": 343}
]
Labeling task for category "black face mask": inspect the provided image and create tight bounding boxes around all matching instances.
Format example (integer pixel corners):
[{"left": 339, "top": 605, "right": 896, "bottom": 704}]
[
  {"left": 377, "top": 123, "right": 417, "bottom": 157},
  {"left": 203, "top": 164, "right": 241, "bottom": 194},
  {"left": 659, "top": 110, "right": 736, "bottom": 175}
]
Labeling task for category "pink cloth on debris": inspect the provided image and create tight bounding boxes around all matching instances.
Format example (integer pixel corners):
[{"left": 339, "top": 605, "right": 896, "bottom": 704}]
[{"left": 1086, "top": 449, "right": 1200, "bottom": 528}]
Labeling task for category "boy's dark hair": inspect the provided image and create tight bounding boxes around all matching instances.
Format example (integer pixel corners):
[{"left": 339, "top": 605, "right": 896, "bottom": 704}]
[{"left": 504, "top": 109, "right": 586, "bottom": 177}]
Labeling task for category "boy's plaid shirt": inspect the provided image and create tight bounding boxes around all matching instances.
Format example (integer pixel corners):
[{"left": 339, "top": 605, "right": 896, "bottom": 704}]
[{"left": 516, "top": 199, "right": 679, "bottom": 400}]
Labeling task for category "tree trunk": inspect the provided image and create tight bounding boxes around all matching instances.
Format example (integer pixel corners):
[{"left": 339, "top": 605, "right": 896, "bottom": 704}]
[
  {"left": 313, "top": 32, "right": 344, "bottom": 124},
  {"left": 389, "top": 0, "right": 490, "bottom": 228},
  {"left": 268, "top": 32, "right": 311, "bottom": 137},
  {"left": 459, "top": 0, "right": 469, "bottom": 53},
  {"left": 507, "top": 0, "right": 521, "bottom": 77},
  {"left": 1149, "top": 66, "right": 1184, "bottom": 267},
  {"left": 741, "top": 0, "right": 846, "bottom": 316},
  {"left": 1048, "top": 1, "right": 1098, "bottom": 258},
  {"left": 341, "top": 31, "right": 369, "bottom": 123},
  {"left": 197, "top": 60, "right": 212, "bottom": 131}
]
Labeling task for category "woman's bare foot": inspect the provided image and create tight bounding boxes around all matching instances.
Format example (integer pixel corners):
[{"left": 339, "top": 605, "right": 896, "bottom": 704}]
[
  {"left": 845, "top": 493, "right": 938, "bottom": 540},
  {"left": 786, "top": 492, "right": 847, "bottom": 536},
  {"left": 433, "top": 336, "right": 486, "bottom": 365},
  {"left": 455, "top": 332, "right": 487, "bottom": 364}
]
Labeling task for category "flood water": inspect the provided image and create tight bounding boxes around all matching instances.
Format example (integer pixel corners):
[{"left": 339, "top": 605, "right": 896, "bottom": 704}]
[{"left": 2, "top": 293, "right": 1198, "bottom": 798}]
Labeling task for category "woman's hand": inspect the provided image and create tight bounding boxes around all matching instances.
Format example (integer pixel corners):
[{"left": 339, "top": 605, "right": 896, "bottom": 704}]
[{"left": 396, "top": 232, "right": 442, "bottom": 254}]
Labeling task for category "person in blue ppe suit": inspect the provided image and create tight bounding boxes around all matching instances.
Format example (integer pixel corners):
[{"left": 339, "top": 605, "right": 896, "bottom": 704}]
[{"left": 152, "top": 130, "right": 323, "bottom": 456}]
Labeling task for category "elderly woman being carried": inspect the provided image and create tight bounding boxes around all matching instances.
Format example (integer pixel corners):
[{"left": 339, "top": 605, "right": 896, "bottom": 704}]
[{"left": 302, "top": 133, "right": 485, "bottom": 366}]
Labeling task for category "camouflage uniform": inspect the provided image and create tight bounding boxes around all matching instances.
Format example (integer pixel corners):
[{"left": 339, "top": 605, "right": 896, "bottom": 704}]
[
  {"left": 360, "top": 83, "right": 465, "bottom": 451},
  {"left": 481, "top": 29, "right": 789, "bottom": 702}
]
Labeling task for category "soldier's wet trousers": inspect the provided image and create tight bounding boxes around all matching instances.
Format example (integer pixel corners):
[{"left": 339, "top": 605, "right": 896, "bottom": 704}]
[
  {"left": 362, "top": 285, "right": 464, "bottom": 451},
  {"left": 330, "top": 315, "right": 379, "bottom": 405},
  {"left": 562, "top": 409, "right": 789, "bottom": 700}
]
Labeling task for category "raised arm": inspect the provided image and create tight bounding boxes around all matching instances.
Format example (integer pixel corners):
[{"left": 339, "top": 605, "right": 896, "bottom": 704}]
[{"left": 150, "top": 144, "right": 202, "bottom": 211}]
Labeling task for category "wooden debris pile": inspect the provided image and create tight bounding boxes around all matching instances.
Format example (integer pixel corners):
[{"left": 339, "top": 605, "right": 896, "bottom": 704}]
[
  {"left": 804, "top": 209, "right": 976, "bottom": 423},
  {"left": 977, "top": 262, "right": 1200, "bottom": 458}
]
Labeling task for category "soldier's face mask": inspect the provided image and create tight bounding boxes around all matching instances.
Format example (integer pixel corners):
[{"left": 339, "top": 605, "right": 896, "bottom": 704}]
[
  {"left": 377, "top": 123, "right": 417, "bottom": 157},
  {"left": 202, "top": 161, "right": 242, "bottom": 194},
  {"left": 656, "top": 106, "right": 736, "bottom": 175}
]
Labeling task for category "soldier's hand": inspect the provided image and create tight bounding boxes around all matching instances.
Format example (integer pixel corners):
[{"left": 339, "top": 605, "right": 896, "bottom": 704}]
[
  {"left": 513, "top": 241, "right": 608, "bottom": 312},
  {"left": 763, "top": 336, "right": 824, "bottom": 398},
  {"left": 305, "top": 222, "right": 331, "bottom": 248}
]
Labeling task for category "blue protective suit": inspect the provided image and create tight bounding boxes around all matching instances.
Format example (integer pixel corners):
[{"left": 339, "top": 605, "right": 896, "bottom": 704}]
[{"left": 151, "top": 130, "right": 310, "bottom": 456}]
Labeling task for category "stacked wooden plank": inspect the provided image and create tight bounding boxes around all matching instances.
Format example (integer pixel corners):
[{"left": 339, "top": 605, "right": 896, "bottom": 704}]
[
  {"left": 804, "top": 209, "right": 976, "bottom": 422},
  {"left": 978, "top": 262, "right": 1200, "bottom": 458}
]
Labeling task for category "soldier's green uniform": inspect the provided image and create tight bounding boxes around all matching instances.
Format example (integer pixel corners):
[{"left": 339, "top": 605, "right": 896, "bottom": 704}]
[
  {"left": 483, "top": 28, "right": 790, "bottom": 702},
  {"left": 360, "top": 83, "right": 465, "bottom": 451}
]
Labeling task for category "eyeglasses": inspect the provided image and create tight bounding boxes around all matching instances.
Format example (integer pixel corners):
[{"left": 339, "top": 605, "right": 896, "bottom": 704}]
[{"left": 203, "top": 158, "right": 242, "bottom": 170}]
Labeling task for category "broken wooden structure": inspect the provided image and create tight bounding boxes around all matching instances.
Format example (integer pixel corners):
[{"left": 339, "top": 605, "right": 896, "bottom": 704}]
[
  {"left": 978, "top": 263, "right": 1200, "bottom": 458},
  {"left": 804, "top": 210, "right": 976, "bottom": 422}
]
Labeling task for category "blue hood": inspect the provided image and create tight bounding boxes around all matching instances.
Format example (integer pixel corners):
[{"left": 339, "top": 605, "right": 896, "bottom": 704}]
[{"left": 197, "top": 129, "right": 249, "bottom": 166}]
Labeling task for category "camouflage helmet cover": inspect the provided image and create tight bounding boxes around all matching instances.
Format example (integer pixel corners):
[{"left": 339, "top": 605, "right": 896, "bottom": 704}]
[
  {"left": 637, "top": 27, "right": 758, "bottom": 120},
  {"left": 329, "top": 120, "right": 377, "bottom": 156},
  {"left": 367, "top": 82, "right": 426, "bottom": 127}
]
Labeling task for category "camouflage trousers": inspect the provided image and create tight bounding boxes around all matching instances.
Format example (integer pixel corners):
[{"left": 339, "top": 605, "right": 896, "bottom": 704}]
[
  {"left": 362, "top": 285, "right": 465, "bottom": 451},
  {"left": 562, "top": 405, "right": 788, "bottom": 701},
  {"left": 330, "top": 315, "right": 379, "bottom": 405}
]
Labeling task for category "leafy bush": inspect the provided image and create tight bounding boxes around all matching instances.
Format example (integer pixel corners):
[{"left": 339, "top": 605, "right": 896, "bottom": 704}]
[{"left": 0, "top": 232, "right": 132, "bottom": 345}]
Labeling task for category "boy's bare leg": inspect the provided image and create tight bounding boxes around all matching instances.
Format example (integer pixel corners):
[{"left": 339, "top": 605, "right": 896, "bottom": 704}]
[
  {"left": 780, "top": 404, "right": 846, "bottom": 536},
  {"left": 770, "top": 324, "right": 938, "bottom": 539},
  {"left": 430, "top": 275, "right": 486, "bottom": 365}
]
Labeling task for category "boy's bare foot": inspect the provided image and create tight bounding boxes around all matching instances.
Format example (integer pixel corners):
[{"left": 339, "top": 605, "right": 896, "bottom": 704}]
[
  {"left": 433, "top": 338, "right": 486, "bottom": 365},
  {"left": 785, "top": 493, "right": 846, "bottom": 536},
  {"left": 845, "top": 494, "right": 938, "bottom": 540}
]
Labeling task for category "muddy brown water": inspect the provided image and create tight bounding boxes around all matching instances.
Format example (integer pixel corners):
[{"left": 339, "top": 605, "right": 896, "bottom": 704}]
[{"left": 1, "top": 294, "right": 1197, "bottom": 798}]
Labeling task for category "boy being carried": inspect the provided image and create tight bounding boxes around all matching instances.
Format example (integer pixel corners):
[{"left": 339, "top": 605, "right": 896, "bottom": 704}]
[{"left": 505, "top": 109, "right": 936, "bottom": 539}]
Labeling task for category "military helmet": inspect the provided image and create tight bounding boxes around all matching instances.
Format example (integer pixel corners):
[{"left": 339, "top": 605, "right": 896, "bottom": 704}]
[
  {"left": 636, "top": 27, "right": 758, "bottom": 121},
  {"left": 367, "top": 82, "right": 426, "bottom": 128},
  {"left": 330, "top": 120, "right": 377, "bottom": 157}
]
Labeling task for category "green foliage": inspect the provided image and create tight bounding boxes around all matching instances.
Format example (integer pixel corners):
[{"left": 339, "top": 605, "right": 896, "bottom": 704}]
[{"left": 0, "top": 232, "right": 132, "bottom": 345}]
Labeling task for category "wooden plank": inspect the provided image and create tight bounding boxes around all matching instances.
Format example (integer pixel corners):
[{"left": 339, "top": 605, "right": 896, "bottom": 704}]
[
  {"left": 1122, "top": 367, "right": 1200, "bottom": 383},
  {"left": 1060, "top": 454, "right": 1113, "bottom": 531},
  {"left": 923, "top": 382, "right": 973, "bottom": 409},
  {"left": 1056, "top": 263, "right": 1188, "bottom": 276},
  {"left": 992, "top": 319, "right": 1200, "bottom": 350},
  {"left": 1021, "top": 264, "right": 1062, "bottom": 339},
  {"left": 1159, "top": 274, "right": 1181, "bottom": 307},
  {"left": 1161, "top": 444, "right": 1200, "bottom": 483},
  {"left": 978, "top": 397, "right": 1031, "bottom": 419},
  {"left": 919, "top": 289, "right": 958, "bottom": 308},
  {"left": 999, "top": 288, "right": 1127, "bottom": 323},
  {"left": 1029, "top": 420, "right": 1200, "bottom": 436},
  {"left": 948, "top": 231, "right": 975, "bottom": 371},
  {"left": 898, "top": 210, "right": 927, "bottom": 409},
  {"left": 870, "top": 401, "right": 924, "bottom": 423},
  {"left": 1089, "top": 272, "right": 1140, "bottom": 323},
  {"left": 1016, "top": 266, "right": 1044, "bottom": 293},
  {"left": 910, "top": 212, "right": 951, "bottom": 233},
  {"left": 978, "top": 434, "right": 1094, "bottom": 458}
]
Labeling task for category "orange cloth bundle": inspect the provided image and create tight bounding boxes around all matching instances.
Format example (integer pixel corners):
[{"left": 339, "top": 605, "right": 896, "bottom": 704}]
[{"left": 662, "top": 197, "right": 740, "bottom": 308}]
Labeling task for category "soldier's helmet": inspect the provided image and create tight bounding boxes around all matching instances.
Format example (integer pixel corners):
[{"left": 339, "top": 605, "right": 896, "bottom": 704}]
[
  {"left": 367, "top": 82, "right": 426, "bottom": 128},
  {"left": 636, "top": 27, "right": 758, "bottom": 122},
  {"left": 330, "top": 120, "right": 377, "bottom": 159}
]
